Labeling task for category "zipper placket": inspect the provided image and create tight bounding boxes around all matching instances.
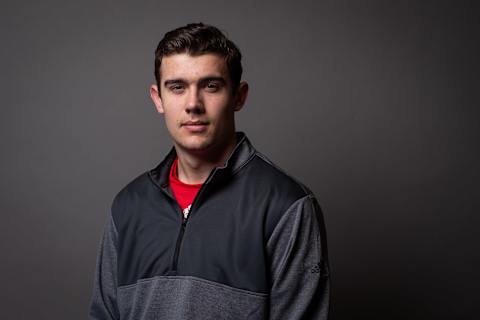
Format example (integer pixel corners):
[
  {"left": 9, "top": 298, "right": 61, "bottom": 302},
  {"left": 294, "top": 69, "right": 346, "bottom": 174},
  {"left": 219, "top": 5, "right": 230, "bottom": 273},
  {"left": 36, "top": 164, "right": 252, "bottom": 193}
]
[
  {"left": 168, "top": 169, "right": 216, "bottom": 275},
  {"left": 170, "top": 213, "right": 187, "bottom": 274}
]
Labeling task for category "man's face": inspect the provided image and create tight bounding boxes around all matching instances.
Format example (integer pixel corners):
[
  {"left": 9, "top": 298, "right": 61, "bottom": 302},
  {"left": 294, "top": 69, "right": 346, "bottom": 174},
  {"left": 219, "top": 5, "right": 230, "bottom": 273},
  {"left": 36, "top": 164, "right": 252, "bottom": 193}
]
[{"left": 150, "top": 53, "right": 247, "bottom": 155}]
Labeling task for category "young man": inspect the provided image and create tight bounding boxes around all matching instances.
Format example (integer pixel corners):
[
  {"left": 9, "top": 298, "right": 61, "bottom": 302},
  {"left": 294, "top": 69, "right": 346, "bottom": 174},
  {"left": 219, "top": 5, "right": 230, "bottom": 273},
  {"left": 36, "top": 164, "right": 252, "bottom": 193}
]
[{"left": 89, "top": 23, "right": 330, "bottom": 320}]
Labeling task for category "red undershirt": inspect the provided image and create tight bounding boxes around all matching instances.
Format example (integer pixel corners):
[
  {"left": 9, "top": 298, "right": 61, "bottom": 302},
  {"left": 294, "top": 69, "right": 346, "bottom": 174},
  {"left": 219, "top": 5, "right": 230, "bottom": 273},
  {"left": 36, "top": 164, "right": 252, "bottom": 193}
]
[{"left": 169, "top": 157, "right": 203, "bottom": 218}]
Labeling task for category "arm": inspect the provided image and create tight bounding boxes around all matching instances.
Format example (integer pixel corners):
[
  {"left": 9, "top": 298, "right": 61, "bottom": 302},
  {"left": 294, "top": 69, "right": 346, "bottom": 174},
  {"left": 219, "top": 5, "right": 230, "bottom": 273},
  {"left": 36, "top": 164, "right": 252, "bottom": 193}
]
[
  {"left": 267, "top": 195, "right": 330, "bottom": 319},
  {"left": 88, "top": 215, "right": 120, "bottom": 320}
]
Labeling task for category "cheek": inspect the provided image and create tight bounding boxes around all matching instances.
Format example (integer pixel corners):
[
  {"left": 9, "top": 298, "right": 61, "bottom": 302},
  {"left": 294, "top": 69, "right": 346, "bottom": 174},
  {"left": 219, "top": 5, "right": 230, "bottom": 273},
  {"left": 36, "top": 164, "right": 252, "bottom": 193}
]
[
  {"left": 162, "top": 110, "right": 181, "bottom": 128},
  {"left": 208, "top": 97, "right": 234, "bottom": 117}
]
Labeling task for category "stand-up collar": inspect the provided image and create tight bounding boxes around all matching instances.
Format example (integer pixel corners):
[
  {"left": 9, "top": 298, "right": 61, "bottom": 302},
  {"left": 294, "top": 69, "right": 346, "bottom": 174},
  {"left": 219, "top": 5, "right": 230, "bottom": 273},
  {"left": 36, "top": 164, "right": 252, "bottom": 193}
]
[{"left": 148, "top": 132, "right": 256, "bottom": 189}]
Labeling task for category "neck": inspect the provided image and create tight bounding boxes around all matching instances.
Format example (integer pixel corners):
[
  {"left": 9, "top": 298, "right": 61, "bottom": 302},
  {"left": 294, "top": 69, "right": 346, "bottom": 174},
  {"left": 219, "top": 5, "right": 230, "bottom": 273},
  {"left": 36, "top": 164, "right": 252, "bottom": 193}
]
[{"left": 174, "top": 134, "right": 237, "bottom": 184}]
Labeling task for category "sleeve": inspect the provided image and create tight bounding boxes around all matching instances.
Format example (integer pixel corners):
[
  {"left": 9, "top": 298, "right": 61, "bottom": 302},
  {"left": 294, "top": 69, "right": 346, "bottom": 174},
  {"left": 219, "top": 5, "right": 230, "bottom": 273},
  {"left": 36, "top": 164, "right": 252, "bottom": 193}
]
[
  {"left": 266, "top": 195, "right": 330, "bottom": 320},
  {"left": 88, "top": 215, "right": 120, "bottom": 320}
]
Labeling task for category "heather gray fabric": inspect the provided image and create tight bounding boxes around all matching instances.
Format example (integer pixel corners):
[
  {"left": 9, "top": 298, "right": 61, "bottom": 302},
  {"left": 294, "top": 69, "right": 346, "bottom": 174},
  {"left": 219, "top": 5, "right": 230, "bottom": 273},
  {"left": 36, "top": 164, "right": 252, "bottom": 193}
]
[
  {"left": 267, "top": 195, "right": 330, "bottom": 319},
  {"left": 90, "top": 216, "right": 120, "bottom": 319},
  {"left": 117, "top": 276, "right": 268, "bottom": 320}
]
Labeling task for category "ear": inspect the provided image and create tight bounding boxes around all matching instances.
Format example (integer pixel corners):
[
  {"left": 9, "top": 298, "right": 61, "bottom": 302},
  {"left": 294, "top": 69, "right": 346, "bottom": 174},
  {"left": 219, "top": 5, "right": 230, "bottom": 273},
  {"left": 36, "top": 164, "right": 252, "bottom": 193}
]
[
  {"left": 233, "top": 81, "right": 249, "bottom": 112},
  {"left": 150, "top": 84, "right": 164, "bottom": 114}
]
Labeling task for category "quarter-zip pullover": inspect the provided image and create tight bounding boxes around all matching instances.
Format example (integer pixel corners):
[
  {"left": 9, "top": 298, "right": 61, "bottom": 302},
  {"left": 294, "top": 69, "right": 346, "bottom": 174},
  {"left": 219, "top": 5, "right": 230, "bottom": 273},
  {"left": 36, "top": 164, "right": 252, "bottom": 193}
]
[{"left": 89, "top": 132, "right": 330, "bottom": 320}]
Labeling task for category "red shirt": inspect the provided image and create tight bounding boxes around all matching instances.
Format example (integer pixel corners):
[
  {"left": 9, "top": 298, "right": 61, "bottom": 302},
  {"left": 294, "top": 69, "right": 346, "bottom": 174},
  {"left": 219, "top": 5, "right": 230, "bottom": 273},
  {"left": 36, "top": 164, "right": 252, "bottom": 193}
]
[{"left": 169, "top": 157, "right": 202, "bottom": 218}]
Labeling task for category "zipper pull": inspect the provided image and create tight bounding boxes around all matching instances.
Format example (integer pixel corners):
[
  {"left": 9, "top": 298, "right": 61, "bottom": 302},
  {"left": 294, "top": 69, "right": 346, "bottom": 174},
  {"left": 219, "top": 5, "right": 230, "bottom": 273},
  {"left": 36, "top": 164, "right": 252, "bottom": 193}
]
[{"left": 182, "top": 204, "right": 191, "bottom": 220}]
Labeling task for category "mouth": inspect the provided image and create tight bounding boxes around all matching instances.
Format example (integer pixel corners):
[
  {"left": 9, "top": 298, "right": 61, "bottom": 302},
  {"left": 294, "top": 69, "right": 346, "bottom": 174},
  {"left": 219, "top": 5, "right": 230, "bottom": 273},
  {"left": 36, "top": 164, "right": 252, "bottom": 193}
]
[{"left": 181, "top": 120, "right": 209, "bottom": 133}]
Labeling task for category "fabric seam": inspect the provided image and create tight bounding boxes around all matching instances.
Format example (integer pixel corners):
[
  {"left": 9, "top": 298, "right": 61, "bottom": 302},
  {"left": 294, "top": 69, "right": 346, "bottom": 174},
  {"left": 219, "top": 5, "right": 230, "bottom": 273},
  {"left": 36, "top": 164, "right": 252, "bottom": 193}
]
[
  {"left": 254, "top": 152, "right": 311, "bottom": 195},
  {"left": 266, "top": 194, "right": 314, "bottom": 246},
  {"left": 117, "top": 275, "right": 269, "bottom": 298}
]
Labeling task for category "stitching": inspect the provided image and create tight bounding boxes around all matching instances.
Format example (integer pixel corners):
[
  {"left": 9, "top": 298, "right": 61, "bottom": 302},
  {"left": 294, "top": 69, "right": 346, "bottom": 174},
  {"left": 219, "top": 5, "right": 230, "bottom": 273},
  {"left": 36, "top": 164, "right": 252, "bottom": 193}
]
[
  {"left": 117, "top": 275, "right": 269, "bottom": 298},
  {"left": 254, "top": 153, "right": 310, "bottom": 195},
  {"left": 231, "top": 151, "right": 257, "bottom": 176}
]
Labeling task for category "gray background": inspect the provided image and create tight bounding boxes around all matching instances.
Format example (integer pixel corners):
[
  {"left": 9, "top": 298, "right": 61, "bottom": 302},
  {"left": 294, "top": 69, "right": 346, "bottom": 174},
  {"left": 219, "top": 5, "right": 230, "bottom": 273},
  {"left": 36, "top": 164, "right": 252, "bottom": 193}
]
[{"left": 1, "top": 0, "right": 479, "bottom": 319}]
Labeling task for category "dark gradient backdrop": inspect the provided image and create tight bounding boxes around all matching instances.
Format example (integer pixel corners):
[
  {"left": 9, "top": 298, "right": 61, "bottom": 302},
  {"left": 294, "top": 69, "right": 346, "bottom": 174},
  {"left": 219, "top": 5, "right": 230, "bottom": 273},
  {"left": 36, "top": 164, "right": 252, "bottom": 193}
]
[{"left": 1, "top": 0, "right": 479, "bottom": 319}]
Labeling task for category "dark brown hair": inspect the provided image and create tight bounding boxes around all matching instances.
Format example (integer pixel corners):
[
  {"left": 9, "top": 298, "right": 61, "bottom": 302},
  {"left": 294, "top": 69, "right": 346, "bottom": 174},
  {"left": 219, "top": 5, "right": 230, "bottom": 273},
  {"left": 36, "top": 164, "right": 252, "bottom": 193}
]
[{"left": 154, "top": 23, "right": 243, "bottom": 93}]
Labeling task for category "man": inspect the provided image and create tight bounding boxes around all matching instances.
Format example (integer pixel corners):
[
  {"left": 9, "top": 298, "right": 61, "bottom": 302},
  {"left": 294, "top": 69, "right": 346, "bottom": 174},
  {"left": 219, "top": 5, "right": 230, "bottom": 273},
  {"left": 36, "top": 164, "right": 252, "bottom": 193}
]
[{"left": 89, "top": 23, "right": 330, "bottom": 320}]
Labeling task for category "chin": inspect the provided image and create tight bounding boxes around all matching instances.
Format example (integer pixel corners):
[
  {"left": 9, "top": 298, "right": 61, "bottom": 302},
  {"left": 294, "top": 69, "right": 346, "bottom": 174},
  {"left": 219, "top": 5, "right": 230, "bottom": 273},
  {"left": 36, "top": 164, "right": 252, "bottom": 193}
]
[{"left": 176, "top": 136, "right": 213, "bottom": 152}]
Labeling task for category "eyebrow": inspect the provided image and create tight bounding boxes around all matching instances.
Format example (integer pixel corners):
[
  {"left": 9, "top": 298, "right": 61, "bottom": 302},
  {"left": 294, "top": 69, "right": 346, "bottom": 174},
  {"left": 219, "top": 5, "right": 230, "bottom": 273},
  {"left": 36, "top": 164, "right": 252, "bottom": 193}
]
[
  {"left": 163, "top": 76, "right": 226, "bottom": 87},
  {"left": 164, "top": 79, "right": 185, "bottom": 87}
]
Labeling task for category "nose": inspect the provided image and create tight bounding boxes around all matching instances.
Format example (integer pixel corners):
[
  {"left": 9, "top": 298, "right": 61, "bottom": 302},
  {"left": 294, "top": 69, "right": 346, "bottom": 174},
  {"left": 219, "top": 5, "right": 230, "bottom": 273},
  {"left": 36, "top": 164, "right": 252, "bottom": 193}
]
[{"left": 185, "top": 86, "right": 204, "bottom": 114}]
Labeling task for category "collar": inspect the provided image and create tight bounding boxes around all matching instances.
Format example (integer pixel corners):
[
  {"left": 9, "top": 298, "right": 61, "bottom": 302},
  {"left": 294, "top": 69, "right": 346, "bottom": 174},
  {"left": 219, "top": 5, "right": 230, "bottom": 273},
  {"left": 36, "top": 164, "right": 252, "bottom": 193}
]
[{"left": 148, "top": 132, "right": 256, "bottom": 190}]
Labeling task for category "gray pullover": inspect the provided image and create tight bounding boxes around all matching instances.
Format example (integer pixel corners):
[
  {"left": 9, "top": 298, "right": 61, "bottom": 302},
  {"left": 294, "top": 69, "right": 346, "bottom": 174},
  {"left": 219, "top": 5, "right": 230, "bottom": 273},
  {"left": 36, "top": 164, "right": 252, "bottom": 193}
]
[{"left": 89, "top": 133, "right": 330, "bottom": 319}]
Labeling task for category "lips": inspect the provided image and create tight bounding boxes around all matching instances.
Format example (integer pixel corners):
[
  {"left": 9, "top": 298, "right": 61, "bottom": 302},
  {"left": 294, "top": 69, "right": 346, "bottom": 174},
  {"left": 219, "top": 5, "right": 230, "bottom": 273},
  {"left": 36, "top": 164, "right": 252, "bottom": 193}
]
[
  {"left": 182, "top": 120, "right": 208, "bottom": 126},
  {"left": 181, "top": 120, "right": 209, "bottom": 133}
]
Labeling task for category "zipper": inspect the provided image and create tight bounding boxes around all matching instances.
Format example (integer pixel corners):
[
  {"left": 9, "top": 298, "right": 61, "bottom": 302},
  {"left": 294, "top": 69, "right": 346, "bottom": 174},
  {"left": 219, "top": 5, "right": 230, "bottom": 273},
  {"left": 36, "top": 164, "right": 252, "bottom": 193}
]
[
  {"left": 169, "top": 169, "right": 216, "bottom": 275},
  {"left": 170, "top": 214, "right": 188, "bottom": 274}
]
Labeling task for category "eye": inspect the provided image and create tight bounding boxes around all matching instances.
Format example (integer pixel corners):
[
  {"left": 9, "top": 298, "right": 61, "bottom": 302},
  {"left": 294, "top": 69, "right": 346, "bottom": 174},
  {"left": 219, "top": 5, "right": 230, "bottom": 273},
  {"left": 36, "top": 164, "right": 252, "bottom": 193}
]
[
  {"left": 205, "top": 81, "right": 221, "bottom": 92},
  {"left": 169, "top": 84, "right": 185, "bottom": 93}
]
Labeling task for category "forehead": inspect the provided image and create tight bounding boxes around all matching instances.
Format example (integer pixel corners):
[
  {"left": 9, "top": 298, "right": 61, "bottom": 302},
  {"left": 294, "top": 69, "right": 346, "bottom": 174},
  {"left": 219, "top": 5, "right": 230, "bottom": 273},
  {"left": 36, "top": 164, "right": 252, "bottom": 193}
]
[{"left": 160, "top": 53, "right": 229, "bottom": 81}]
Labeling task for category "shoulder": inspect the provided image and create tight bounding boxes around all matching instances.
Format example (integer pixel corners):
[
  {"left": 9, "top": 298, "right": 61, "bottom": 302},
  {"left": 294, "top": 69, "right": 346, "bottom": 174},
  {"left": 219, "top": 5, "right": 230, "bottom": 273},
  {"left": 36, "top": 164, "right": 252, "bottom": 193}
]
[
  {"left": 110, "top": 171, "right": 153, "bottom": 225},
  {"left": 246, "top": 151, "right": 311, "bottom": 197},
  {"left": 242, "top": 151, "right": 316, "bottom": 237}
]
